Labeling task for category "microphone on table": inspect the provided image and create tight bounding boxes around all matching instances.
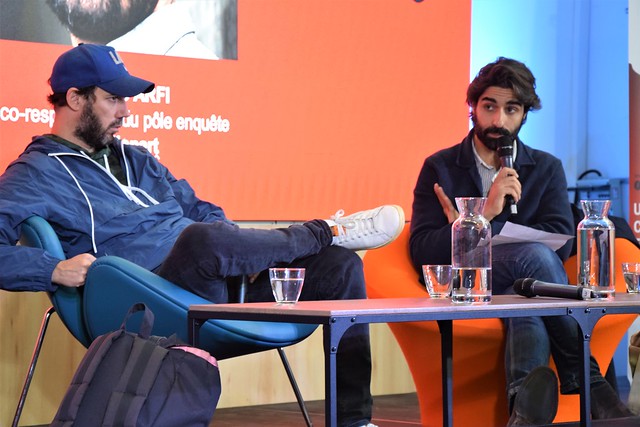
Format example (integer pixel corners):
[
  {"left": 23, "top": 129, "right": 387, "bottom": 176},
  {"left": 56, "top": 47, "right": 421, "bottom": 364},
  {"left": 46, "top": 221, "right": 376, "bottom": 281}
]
[
  {"left": 513, "top": 278, "right": 593, "bottom": 300},
  {"left": 497, "top": 135, "right": 518, "bottom": 215}
]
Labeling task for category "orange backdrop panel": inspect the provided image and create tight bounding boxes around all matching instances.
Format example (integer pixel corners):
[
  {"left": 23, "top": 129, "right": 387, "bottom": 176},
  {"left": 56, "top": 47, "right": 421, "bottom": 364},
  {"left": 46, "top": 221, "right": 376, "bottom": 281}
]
[{"left": 0, "top": 0, "right": 471, "bottom": 221}]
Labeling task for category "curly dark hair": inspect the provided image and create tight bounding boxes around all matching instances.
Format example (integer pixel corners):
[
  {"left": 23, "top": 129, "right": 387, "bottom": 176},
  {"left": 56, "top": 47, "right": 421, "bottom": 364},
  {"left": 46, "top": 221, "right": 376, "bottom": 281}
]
[{"left": 466, "top": 57, "right": 541, "bottom": 114}]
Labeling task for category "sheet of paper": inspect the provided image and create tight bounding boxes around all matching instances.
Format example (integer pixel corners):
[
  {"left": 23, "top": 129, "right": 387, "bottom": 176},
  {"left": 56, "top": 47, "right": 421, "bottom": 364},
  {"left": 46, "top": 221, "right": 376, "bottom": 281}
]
[{"left": 492, "top": 221, "right": 574, "bottom": 251}]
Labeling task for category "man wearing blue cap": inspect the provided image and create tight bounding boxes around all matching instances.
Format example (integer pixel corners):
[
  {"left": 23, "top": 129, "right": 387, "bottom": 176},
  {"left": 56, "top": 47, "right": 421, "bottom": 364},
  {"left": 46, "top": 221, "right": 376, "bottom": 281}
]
[{"left": 0, "top": 44, "right": 402, "bottom": 427}]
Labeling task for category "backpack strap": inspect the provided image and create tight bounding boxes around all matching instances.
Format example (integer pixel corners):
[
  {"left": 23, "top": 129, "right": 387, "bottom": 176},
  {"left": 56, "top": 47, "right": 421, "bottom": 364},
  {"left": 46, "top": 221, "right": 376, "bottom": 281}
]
[
  {"left": 121, "top": 302, "right": 154, "bottom": 339},
  {"left": 102, "top": 336, "right": 169, "bottom": 426},
  {"left": 102, "top": 303, "right": 167, "bottom": 426},
  {"left": 52, "top": 331, "right": 123, "bottom": 424}
]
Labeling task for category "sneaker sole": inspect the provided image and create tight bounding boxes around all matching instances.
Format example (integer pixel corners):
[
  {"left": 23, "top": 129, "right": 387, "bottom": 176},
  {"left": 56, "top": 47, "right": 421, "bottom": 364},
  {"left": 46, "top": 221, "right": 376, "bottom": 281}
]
[{"left": 366, "top": 205, "right": 405, "bottom": 250}]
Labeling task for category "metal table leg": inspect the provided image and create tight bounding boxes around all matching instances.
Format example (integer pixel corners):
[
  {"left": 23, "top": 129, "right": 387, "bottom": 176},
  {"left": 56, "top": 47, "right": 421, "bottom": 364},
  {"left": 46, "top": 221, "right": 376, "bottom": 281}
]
[
  {"left": 323, "top": 316, "right": 356, "bottom": 427},
  {"left": 437, "top": 320, "right": 453, "bottom": 427}
]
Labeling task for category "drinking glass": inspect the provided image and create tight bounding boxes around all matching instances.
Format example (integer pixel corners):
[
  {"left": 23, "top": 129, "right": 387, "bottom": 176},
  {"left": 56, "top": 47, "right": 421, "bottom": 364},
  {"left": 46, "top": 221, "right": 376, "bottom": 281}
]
[
  {"left": 622, "top": 262, "right": 640, "bottom": 294},
  {"left": 269, "top": 268, "right": 305, "bottom": 304},
  {"left": 422, "top": 265, "right": 453, "bottom": 299}
]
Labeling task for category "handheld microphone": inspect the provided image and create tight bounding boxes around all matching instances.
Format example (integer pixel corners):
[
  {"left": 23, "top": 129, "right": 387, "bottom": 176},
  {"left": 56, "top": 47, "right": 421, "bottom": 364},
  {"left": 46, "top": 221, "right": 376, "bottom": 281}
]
[
  {"left": 513, "top": 278, "right": 593, "bottom": 300},
  {"left": 497, "top": 135, "right": 517, "bottom": 215}
]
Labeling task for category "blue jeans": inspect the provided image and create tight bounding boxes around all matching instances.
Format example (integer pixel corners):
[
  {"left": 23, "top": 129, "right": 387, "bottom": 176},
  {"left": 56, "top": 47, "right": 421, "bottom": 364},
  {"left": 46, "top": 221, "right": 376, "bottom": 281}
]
[
  {"left": 157, "top": 220, "right": 372, "bottom": 427},
  {"left": 492, "top": 243, "right": 606, "bottom": 410}
]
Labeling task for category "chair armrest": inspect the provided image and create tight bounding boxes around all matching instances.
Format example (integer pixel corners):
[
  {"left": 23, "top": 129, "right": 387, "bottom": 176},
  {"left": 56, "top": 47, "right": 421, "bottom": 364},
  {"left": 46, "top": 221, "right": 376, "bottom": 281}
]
[
  {"left": 19, "top": 215, "right": 65, "bottom": 259},
  {"left": 20, "top": 215, "right": 92, "bottom": 346}
]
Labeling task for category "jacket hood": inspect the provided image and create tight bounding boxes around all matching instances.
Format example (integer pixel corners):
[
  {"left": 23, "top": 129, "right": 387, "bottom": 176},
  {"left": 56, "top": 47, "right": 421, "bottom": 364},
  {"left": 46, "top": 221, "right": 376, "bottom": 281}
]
[{"left": 24, "top": 135, "right": 123, "bottom": 156}]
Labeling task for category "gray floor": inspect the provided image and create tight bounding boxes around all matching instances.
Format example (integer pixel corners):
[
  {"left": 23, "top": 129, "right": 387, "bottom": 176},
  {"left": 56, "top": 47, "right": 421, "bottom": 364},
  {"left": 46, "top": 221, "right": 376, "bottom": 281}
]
[
  {"left": 25, "top": 389, "right": 639, "bottom": 426},
  {"left": 210, "top": 393, "right": 421, "bottom": 426},
  {"left": 209, "top": 391, "right": 640, "bottom": 427}
]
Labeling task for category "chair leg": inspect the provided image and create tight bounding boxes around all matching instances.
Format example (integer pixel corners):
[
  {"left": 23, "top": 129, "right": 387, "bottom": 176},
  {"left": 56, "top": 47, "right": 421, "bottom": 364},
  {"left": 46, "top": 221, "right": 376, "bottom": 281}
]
[
  {"left": 238, "top": 275, "right": 249, "bottom": 303},
  {"left": 12, "top": 306, "right": 55, "bottom": 427},
  {"left": 277, "top": 347, "right": 313, "bottom": 427}
]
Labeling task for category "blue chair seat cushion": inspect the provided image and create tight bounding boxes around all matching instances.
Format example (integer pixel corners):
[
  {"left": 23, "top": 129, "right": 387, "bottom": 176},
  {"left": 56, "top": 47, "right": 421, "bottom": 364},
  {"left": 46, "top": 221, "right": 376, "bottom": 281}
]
[{"left": 83, "top": 257, "right": 317, "bottom": 360}]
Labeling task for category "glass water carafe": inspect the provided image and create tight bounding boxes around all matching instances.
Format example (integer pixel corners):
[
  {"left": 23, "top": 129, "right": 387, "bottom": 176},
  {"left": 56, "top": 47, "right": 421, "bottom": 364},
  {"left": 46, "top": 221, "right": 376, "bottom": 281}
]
[
  {"left": 451, "top": 197, "right": 492, "bottom": 303},
  {"left": 577, "top": 199, "right": 615, "bottom": 298}
]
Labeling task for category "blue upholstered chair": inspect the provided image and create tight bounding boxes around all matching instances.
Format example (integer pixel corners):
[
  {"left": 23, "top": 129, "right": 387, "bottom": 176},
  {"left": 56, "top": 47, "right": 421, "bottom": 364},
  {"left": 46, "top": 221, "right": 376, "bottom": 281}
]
[{"left": 14, "top": 215, "right": 317, "bottom": 427}]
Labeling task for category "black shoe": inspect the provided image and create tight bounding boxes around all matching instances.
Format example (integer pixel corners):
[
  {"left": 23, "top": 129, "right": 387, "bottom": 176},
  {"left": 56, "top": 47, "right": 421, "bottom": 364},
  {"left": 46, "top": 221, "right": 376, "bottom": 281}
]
[
  {"left": 590, "top": 380, "right": 635, "bottom": 419},
  {"left": 507, "top": 366, "right": 559, "bottom": 426}
]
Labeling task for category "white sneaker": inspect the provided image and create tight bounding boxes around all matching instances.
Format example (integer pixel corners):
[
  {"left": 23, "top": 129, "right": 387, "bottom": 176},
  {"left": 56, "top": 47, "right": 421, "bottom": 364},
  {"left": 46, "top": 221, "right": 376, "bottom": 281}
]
[
  {"left": 325, "top": 205, "right": 405, "bottom": 251},
  {"left": 357, "top": 423, "right": 378, "bottom": 427}
]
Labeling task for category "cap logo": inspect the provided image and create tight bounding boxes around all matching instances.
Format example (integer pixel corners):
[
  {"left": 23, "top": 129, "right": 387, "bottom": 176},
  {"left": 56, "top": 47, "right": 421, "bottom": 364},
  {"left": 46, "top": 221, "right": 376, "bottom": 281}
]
[{"left": 109, "top": 51, "right": 124, "bottom": 66}]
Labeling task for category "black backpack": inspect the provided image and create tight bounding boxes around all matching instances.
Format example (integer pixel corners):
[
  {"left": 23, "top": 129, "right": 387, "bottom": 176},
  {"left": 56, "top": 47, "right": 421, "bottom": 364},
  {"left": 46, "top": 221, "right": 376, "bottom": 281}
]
[{"left": 51, "top": 303, "right": 221, "bottom": 427}]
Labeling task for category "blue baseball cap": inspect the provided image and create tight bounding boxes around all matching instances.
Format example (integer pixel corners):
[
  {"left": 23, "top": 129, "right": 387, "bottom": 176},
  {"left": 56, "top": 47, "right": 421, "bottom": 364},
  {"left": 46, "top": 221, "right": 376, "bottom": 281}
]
[{"left": 49, "top": 44, "right": 155, "bottom": 97}]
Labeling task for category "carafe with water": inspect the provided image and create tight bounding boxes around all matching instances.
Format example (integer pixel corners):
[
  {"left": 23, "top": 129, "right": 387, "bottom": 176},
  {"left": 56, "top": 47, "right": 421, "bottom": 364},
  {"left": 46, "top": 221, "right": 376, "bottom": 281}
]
[
  {"left": 577, "top": 199, "right": 615, "bottom": 298},
  {"left": 451, "top": 197, "right": 492, "bottom": 303}
]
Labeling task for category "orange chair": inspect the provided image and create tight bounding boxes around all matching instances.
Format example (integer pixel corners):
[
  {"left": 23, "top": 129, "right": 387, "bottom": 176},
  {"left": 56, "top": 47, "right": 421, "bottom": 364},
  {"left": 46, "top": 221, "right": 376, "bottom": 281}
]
[{"left": 363, "top": 227, "right": 639, "bottom": 427}]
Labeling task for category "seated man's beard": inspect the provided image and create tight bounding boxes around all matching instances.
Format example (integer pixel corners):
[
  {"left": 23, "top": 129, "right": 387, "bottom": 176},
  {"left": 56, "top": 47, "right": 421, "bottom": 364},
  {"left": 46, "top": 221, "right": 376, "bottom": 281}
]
[
  {"left": 476, "top": 125, "right": 513, "bottom": 151},
  {"left": 74, "top": 104, "right": 116, "bottom": 150}
]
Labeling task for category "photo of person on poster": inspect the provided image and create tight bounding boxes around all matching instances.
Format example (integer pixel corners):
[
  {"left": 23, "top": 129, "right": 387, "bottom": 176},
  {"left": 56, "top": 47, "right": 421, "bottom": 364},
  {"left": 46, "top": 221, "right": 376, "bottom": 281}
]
[{"left": 0, "top": 0, "right": 237, "bottom": 60}]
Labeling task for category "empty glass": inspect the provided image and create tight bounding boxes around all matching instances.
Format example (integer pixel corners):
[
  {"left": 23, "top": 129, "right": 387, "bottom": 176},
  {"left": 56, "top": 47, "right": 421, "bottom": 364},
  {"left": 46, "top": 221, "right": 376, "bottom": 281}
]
[
  {"left": 622, "top": 262, "right": 640, "bottom": 294},
  {"left": 422, "top": 265, "right": 453, "bottom": 299}
]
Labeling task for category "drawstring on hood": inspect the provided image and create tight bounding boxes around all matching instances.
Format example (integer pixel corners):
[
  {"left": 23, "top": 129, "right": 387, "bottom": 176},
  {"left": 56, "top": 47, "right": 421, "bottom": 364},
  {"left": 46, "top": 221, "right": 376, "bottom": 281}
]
[{"left": 48, "top": 143, "right": 159, "bottom": 254}]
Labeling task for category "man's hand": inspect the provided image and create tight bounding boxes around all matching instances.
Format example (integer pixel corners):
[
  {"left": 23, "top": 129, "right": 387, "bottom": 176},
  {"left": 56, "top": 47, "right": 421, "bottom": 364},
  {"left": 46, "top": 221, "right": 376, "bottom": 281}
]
[
  {"left": 434, "top": 183, "right": 459, "bottom": 224},
  {"left": 51, "top": 254, "right": 96, "bottom": 287},
  {"left": 484, "top": 167, "right": 521, "bottom": 220}
]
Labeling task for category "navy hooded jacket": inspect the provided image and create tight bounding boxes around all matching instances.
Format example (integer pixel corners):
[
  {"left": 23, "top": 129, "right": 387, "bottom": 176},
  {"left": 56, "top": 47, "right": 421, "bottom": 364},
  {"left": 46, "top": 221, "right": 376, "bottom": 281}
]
[{"left": 0, "top": 135, "right": 228, "bottom": 291}]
